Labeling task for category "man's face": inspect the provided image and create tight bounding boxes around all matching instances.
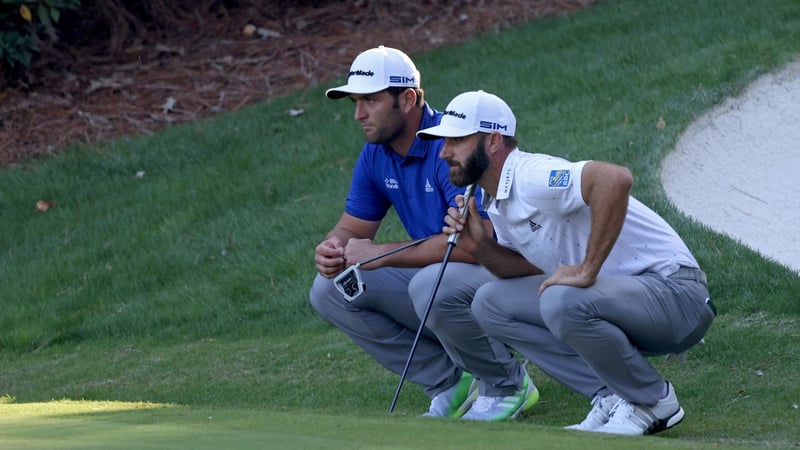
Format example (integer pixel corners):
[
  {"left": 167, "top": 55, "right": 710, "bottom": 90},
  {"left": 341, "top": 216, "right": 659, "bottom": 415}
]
[
  {"left": 440, "top": 133, "right": 490, "bottom": 187},
  {"left": 349, "top": 90, "right": 406, "bottom": 145}
]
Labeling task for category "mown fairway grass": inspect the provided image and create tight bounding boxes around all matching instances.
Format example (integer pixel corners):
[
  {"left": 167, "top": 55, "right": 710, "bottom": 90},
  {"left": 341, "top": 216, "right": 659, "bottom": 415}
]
[{"left": 1, "top": 0, "right": 799, "bottom": 448}]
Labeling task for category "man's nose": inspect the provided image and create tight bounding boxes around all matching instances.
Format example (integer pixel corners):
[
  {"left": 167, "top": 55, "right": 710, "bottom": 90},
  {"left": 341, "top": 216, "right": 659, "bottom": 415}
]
[
  {"left": 354, "top": 102, "right": 366, "bottom": 120},
  {"left": 438, "top": 142, "right": 451, "bottom": 159}
]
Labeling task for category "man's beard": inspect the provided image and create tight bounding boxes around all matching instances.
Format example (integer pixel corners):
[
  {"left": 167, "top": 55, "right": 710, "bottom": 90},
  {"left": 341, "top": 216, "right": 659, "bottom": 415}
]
[
  {"left": 366, "top": 97, "right": 405, "bottom": 145},
  {"left": 450, "top": 138, "right": 489, "bottom": 187},
  {"left": 366, "top": 123, "right": 404, "bottom": 145}
]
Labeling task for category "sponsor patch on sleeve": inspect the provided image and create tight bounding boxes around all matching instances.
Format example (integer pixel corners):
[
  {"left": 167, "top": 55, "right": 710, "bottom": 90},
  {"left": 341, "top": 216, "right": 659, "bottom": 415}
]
[{"left": 548, "top": 169, "right": 571, "bottom": 187}]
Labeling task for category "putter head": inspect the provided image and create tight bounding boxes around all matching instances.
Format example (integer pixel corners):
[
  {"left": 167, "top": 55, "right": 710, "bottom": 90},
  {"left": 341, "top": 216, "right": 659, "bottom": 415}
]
[{"left": 334, "top": 265, "right": 366, "bottom": 302}]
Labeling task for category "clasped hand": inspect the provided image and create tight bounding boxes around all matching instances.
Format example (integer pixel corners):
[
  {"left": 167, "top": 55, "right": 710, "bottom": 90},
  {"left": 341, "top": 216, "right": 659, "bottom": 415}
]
[
  {"left": 442, "top": 194, "right": 485, "bottom": 254},
  {"left": 314, "top": 237, "right": 382, "bottom": 278}
]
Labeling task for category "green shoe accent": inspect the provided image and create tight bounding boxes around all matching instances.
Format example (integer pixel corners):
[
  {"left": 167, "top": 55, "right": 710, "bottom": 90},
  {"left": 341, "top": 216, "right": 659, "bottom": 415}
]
[
  {"left": 512, "top": 372, "right": 539, "bottom": 419},
  {"left": 422, "top": 371, "right": 478, "bottom": 418},
  {"left": 462, "top": 371, "right": 539, "bottom": 421},
  {"left": 449, "top": 372, "right": 478, "bottom": 418},
  {"left": 521, "top": 374, "right": 540, "bottom": 412}
]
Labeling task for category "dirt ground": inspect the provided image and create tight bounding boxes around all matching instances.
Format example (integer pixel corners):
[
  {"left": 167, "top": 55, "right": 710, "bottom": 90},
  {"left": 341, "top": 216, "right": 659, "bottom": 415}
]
[{"left": 0, "top": 1, "right": 597, "bottom": 167}]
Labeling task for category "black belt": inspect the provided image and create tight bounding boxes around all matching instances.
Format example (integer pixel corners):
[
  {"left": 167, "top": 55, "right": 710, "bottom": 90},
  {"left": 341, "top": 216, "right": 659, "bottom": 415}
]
[{"left": 667, "top": 266, "right": 716, "bottom": 316}]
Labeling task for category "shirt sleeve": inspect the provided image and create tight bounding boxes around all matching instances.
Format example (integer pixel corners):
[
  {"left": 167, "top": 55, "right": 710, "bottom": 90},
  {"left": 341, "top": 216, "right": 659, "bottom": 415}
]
[
  {"left": 517, "top": 157, "right": 589, "bottom": 216},
  {"left": 344, "top": 146, "right": 391, "bottom": 222}
]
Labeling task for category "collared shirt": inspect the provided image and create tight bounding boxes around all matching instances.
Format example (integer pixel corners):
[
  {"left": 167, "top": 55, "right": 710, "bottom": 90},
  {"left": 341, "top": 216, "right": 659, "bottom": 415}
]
[
  {"left": 483, "top": 148, "right": 699, "bottom": 276},
  {"left": 346, "top": 103, "right": 485, "bottom": 239}
]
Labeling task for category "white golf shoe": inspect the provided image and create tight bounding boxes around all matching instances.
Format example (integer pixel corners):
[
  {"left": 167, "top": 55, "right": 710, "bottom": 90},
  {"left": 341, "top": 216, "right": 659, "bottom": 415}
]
[
  {"left": 593, "top": 382, "right": 685, "bottom": 436},
  {"left": 564, "top": 393, "right": 621, "bottom": 431}
]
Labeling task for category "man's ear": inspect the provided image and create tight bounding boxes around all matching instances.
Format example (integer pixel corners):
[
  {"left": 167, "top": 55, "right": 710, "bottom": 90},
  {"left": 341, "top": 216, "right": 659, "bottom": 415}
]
[
  {"left": 402, "top": 88, "right": 417, "bottom": 112},
  {"left": 487, "top": 132, "right": 504, "bottom": 154}
]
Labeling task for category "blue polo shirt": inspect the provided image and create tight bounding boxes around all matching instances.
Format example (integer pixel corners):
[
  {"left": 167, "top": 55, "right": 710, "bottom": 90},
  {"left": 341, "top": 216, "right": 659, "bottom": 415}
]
[{"left": 345, "top": 103, "right": 484, "bottom": 240}]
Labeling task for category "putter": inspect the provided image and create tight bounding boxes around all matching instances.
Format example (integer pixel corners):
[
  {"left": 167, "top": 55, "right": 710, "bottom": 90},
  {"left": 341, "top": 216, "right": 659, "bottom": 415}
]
[
  {"left": 388, "top": 184, "right": 476, "bottom": 413},
  {"left": 334, "top": 236, "right": 432, "bottom": 302}
]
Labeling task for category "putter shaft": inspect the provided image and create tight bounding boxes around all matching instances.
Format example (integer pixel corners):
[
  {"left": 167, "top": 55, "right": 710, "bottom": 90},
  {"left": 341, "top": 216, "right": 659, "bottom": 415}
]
[{"left": 389, "top": 184, "right": 475, "bottom": 413}]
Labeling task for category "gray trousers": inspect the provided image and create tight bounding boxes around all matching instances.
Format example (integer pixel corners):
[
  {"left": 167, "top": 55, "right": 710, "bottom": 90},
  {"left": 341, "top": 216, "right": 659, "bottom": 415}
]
[
  {"left": 472, "top": 272, "right": 715, "bottom": 406},
  {"left": 310, "top": 262, "right": 526, "bottom": 398}
]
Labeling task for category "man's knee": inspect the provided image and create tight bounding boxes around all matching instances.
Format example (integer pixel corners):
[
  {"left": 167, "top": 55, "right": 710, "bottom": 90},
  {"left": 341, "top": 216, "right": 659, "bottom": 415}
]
[
  {"left": 408, "top": 265, "right": 476, "bottom": 329},
  {"left": 309, "top": 273, "right": 338, "bottom": 318},
  {"left": 471, "top": 282, "right": 504, "bottom": 331},
  {"left": 408, "top": 265, "right": 457, "bottom": 319},
  {"left": 540, "top": 286, "right": 586, "bottom": 339},
  {"left": 408, "top": 266, "right": 431, "bottom": 318}
]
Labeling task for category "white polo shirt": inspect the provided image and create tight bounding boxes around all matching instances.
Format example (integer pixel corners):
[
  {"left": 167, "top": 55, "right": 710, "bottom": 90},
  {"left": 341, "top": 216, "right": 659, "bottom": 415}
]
[{"left": 483, "top": 149, "right": 699, "bottom": 277}]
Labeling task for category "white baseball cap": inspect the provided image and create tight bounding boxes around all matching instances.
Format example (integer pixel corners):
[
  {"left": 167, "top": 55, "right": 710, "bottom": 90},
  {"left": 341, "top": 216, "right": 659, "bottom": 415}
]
[
  {"left": 417, "top": 90, "right": 516, "bottom": 139},
  {"left": 326, "top": 46, "right": 421, "bottom": 99}
]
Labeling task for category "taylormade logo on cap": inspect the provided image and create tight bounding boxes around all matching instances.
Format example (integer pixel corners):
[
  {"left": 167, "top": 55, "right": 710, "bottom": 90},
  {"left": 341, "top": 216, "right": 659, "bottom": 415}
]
[
  {"left": 349, "top": 69, "right": 375, "bottom": 77},
  {"left": 417, "top": 90, "right": 516, "bottom": 139},
  {"left": 326, "top": 46, "right": 420, "bottom": 99},
  {"left": 444, "top": 110, "right": 467, "bottom": 119}
]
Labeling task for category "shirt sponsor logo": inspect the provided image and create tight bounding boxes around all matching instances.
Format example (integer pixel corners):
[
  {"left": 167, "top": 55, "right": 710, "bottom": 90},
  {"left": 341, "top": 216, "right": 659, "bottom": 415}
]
[
  {"left": 424, "top": 178, "right": 434, "bottom": 193},
  {"left": 529, "top": 219, "right": 542, "bottom": 232},
  {"left": 548, "top": 169, "right": 570, "bottom": 187},
  {"left": 385, "top": 177, "right": 399, "bottom": 189}
]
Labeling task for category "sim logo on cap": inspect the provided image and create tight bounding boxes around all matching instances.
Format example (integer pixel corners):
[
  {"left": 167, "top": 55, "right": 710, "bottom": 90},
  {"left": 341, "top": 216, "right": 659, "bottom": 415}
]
[
  {"left": 390, "top": 76, "right": 416, "bottom": 84},
  {"left": 479, "top": 121, "right": 509, "bottom": 132}
]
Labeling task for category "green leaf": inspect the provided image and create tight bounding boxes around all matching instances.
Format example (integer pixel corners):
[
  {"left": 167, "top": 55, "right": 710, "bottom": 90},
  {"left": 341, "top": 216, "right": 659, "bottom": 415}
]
[
  {"left": 37, "top": 3, "right": 48, "bottom": 23},
  {"left": 50, "top": 6, "right": 60, "bottom": 23}
]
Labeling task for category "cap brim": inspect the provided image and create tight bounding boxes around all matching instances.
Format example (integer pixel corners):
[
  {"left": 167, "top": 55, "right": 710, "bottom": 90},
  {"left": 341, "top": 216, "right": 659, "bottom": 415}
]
[
  {"left": 325, "top": 83, "right": 388, "bottom": 99},
  {"left": 416, "top": 124, "right": 475, "bottom": 140}
]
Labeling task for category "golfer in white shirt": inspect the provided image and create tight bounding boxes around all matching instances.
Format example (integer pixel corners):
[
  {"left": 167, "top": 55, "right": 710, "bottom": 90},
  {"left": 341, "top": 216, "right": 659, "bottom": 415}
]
[{"left": 417, "top": 90, "right": 716, "bottom": 436}]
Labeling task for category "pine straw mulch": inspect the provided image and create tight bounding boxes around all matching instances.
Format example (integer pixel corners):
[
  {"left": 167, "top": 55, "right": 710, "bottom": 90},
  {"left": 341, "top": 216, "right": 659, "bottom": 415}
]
[{"left": 0, "top": 0, "right": 597, "bottom": 167}]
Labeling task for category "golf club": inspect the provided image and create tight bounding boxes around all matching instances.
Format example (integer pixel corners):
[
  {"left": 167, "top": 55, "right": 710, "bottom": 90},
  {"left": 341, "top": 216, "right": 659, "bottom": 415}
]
[
  {"left": 334, "top": 236, "right": 433, "bottom": 302},
  {"left": 388, "top": 183, "right": 475, "bottom": 413}
]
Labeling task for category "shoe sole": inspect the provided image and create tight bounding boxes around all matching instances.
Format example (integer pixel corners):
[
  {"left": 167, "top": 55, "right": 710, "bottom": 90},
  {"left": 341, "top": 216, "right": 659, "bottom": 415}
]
[{"left": 648, "top": 407, "right": 685, "bottom": 435}]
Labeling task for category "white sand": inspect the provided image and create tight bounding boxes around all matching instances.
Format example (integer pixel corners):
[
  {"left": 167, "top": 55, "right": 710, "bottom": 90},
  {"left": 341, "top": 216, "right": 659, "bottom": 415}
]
[{"left": 661, "top": 60, "right": 800, "bottom": 274}]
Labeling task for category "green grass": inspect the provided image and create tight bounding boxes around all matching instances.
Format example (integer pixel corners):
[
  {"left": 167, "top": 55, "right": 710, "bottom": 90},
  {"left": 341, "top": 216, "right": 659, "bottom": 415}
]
[
  {"left": 0, "top": 399, "right": 758, "bottom": 450},
  {"left": 1, "top": 0, "right": 800, "bottom": 448}
]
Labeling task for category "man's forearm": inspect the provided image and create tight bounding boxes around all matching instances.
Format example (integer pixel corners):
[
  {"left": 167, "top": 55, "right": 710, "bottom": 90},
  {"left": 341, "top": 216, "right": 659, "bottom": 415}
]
[{"left": 473, "top": 239, "right": 542, "bottom": 278}]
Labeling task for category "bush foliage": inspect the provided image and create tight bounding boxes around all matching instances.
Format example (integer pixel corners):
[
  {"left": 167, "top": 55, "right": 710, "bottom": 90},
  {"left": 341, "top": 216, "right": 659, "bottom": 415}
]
[
  {"left": 0, "top": 0, "right": 338, "bottom": 88},
  {"left": 0, "top": 0, "right": 79, "bottom": 82}
]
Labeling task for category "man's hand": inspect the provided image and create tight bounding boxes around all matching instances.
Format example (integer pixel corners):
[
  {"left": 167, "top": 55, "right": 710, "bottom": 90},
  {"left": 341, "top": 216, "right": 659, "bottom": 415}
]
[
  {"left": 442, "top": 195, "right": 486, "bottom": 254},
  {"left": 538, "top": 264, "right": 597, "bottom": 296},
  {"left": 314, "top": 236, "right": 346, "bottom": 279},
  {"left": 342, "top": 238, "right": 382, "bottom": 268}
]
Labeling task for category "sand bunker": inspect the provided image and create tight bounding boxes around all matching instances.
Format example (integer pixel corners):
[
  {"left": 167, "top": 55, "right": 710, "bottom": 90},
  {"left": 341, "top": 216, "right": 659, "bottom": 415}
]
[{"left": 661, "top": 60, "right": 800, "bottom": 274}]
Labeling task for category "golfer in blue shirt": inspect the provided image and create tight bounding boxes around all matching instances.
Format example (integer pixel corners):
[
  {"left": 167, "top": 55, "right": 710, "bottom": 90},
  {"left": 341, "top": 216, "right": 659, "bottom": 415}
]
[{"left": 310, "top": 47, "right": 538, "bottom": 420}]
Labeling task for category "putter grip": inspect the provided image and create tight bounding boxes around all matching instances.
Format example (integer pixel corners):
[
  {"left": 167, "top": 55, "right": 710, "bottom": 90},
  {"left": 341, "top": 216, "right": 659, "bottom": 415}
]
[{"left": 448, "top": 184, "right": 475, "bottom": 245}]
